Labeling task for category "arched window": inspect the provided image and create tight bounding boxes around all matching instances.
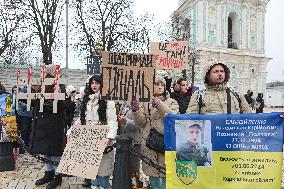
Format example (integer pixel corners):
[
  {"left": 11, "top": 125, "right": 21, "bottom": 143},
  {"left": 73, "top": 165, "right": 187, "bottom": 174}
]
[{"left": 227, "top": 12, "right": 239, "bottom": 49}]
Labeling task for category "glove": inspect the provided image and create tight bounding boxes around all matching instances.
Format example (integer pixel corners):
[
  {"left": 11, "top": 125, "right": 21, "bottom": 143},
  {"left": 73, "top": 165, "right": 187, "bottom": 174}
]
[
  {"left": 130, "top": 99, "right": 139, "bottom": 112},
  {"left": 151, "top": 99, "right": 161, "bottom": 108}
]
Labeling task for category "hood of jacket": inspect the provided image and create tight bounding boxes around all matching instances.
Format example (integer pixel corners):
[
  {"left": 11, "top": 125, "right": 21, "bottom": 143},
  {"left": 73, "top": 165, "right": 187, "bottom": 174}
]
[{"left": 203, "top": 60, "right": 230, "bottom": 90}]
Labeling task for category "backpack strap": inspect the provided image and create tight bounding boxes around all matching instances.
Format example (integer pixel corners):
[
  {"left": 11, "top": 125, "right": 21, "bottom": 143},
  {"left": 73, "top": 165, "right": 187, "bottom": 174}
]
[
  {"left": 196, "top": 89, "right": 206, "bottom": 114},
  {"left": 227, "top": 87, "right": 242, "bottom": 114},
  {"left": 196, "top": 87, "right": 242, "bottom": 114},
  {"left": 226, "top": 87, "right": 231, "bottom": 114}
]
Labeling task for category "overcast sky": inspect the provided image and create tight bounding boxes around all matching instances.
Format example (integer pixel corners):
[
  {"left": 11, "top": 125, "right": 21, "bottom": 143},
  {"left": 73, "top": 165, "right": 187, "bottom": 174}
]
[
  {"left": 134, "top": 0, "right": 284, "bottom": 82},
  {"left": 265, "top": 0, "right": 284, "bottom": 82}
]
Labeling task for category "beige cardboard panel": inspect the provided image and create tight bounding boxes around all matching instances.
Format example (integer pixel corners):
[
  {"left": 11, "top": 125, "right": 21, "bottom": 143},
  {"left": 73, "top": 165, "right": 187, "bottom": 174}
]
[
  {"left": 16, "top": 69, "right": 66, "bottom": 113},
  {"left": 101, "top": 51, "right": 156, "bottom": 102},
  {"left": 150, "top": 41, "right": 189, "bottom": 70},
  {"left": 16, "top": 92, "right": 65, "bottom": 112},
  {"left": 16, "top": 93, "right": 65, "bottom": 101},
  {"left": 18, "top": 78, "right": 67, "bottom": 86},
  {"left": 57, "top": 124, "right": 110, "bottom": 179}
]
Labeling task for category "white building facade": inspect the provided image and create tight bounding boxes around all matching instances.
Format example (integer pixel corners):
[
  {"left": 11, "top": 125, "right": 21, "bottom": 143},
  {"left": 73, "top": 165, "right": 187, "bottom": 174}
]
[
  {"left": 265, "top": 86, "right": 284, "bottom": 107},
  {"left": 172, "top": 0, "right": 271, "bottom": 94}
]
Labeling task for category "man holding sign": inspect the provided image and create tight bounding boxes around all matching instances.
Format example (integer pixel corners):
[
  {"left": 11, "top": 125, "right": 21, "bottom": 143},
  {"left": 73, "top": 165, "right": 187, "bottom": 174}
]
[{"left": 165, "top": 60, "right": 284, "bottom": 189}]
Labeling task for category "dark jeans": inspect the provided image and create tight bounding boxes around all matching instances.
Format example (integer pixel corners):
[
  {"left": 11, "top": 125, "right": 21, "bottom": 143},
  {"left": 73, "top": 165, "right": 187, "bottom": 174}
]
[
  {"left": 129, "top": 144, "right": 141, "bottom": 176},
  {"left": 18, "top": 116, "right": 32, "bottom": 147}
]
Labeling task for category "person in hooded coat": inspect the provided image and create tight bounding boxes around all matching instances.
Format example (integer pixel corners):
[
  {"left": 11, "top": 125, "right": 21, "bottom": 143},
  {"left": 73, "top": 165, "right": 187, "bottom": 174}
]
[
  {"left": 30, "top": 64, "right": 66, "bottom": 189},
  {"left": 131, "top": 75, "right": 179, "bottom": 189},
  {"left": 187, "top": 61, "right": 251, "bottom": 114}
]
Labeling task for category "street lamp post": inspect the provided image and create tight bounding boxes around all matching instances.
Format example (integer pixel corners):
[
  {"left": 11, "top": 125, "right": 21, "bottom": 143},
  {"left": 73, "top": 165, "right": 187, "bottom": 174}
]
[{"left": 65, "top": 0, "right": 69, "bottom": 83}]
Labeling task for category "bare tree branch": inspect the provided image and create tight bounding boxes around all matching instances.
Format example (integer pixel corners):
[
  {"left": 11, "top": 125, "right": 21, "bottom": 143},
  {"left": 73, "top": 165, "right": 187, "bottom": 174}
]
[
  {"left": 13, "top": 0, "right": 64, "bottom": 65},
  {"left": 75, "top": 0, "right": 152, "bottom": 56}
]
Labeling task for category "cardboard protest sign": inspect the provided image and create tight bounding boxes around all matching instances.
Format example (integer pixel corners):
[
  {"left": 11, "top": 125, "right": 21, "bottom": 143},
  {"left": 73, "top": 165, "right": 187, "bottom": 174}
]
[
  {"left": 150, "top": 41, "right": 188, "bottom": 70},
  {"left": 164, "top": 113, "right": 284, "bottom": 189},
  {"left": 57, "top": 124, "right": 110, "bottom": 179},
  {"left": 87, "top": 56, "right": 101, "bottom": 75},
  {"left": 101, "top": 51, "right": 157, "bottom": 102},
  {"left": 16, "top": 65, "right": 66, "bottom": 113}
]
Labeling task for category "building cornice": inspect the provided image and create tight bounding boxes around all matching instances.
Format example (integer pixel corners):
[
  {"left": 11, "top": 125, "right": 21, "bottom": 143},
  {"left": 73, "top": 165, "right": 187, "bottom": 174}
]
[{"left": 196, "top": 45, "right": 272, "bottom": 60}]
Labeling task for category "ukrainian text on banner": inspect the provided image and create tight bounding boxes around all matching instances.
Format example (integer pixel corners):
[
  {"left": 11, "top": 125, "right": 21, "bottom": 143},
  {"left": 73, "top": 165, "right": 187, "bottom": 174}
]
[
  {"left": 57, "top": 124, "right": 109, "bottom": 179},
  {"left": 164, "top": 113, "right": 284, "bottom": 189},
  {"left": 101, "top": 51, "right": 156, "bottom": 102}
]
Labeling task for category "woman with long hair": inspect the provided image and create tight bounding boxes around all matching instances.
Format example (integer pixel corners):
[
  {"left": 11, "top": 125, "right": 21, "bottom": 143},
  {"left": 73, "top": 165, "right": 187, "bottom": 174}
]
[{"left": 70, "top": 75, "right": 117, "bottom": 189}]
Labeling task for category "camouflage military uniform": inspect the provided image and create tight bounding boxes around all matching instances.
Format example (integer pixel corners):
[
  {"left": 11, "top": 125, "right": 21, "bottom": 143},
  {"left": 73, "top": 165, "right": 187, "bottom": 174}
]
[{"left": 176, "top": 142, "right": 210, "bottom": 166}]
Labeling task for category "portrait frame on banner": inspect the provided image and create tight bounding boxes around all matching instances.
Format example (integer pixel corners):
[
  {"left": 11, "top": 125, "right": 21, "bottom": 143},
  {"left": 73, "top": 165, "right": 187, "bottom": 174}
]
[{"left": 175, "top": 120, "right": 212, "bottom": 167}]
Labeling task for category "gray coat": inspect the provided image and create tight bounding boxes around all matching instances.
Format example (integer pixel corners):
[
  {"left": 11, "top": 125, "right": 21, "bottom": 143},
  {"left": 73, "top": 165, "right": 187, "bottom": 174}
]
[{"left": 119, "top": 103, "right": 141, "bottom": 145}]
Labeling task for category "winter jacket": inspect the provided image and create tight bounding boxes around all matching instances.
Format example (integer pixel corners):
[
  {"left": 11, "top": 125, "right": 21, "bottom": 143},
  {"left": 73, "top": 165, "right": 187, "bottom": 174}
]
[
  {"left": 82, "top": 92, "right": 117, "bottom": 139},
  {"left": 17, "top": 87, "right": 32, "bottom": 117},
  {"left": 170, "top": 90, "right": 191, "bottom": 114},
  {"left": 132, "top": 94, "right": 179, "bottom": 177},
  {"left": 71, "top": 92, "right": 118, "bottom": 176},
  {"left": 29, "top": 84, "right": 66, "bottom": 156},
  {"left": 187, "top": 62, "right": 251, "bottom": 114},
  {"left": 65, "top": 97, "right": 76, "bottom": 128}
]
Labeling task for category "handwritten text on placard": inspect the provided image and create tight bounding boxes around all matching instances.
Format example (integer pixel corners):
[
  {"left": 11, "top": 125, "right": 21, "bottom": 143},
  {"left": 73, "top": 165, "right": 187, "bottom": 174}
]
[
  {"left": 101, "top": 51, "right": 156, "bottom": 102},
  {"left": 150, "top": 41, "right": 188, "bottom": 70},
  {"left": 57, "top": 124, "right": 109, "bottom": 179}
]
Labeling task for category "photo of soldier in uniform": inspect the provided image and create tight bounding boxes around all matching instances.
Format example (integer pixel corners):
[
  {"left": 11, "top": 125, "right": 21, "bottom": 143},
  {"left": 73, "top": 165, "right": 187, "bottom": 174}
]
[{"left": 176, "top": 120, "right": 212, "bottom": 166}]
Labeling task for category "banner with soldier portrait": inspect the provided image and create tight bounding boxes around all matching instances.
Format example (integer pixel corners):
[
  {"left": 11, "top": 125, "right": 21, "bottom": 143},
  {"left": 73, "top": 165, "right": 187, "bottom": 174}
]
[{"left": 164, "top": 113, "right": 284, "bottom": 189}]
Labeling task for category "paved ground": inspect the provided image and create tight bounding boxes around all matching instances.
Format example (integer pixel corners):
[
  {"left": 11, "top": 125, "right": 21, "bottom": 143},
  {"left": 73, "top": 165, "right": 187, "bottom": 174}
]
[
  {"left": 0, "top": 153, "right": 86, "bottom": 189},
  {"left": 0, "top": 107, "right": 284, "bottom": 189}
]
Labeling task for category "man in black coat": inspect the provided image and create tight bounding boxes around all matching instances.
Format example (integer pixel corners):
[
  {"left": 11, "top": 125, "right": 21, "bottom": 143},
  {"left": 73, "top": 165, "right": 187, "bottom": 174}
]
[
  {"left": 244, "top": 90, "right": 254, "bottom": 109},
  {"left": 255, "top": 93, "right": 265, "bottom": 113},
  {"left": 29, "top": 64, "right": 66, "bottom": 189}
]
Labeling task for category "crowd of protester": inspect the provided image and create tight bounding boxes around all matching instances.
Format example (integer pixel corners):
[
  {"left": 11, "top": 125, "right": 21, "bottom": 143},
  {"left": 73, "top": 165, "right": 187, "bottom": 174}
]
[{"left": 0, "top": 61, "right": 283, "bottom": 189}]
